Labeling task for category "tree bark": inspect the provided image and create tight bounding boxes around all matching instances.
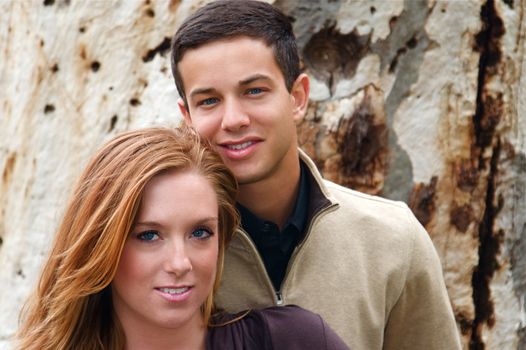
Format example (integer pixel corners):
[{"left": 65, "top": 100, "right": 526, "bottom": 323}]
[{"left": 1, "top": 0, "right": 524, "bottom": 348}]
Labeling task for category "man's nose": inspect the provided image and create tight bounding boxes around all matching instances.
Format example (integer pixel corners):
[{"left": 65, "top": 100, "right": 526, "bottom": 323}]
[{"left": 221, "top": 98, "right": 250, "bottom": 131}]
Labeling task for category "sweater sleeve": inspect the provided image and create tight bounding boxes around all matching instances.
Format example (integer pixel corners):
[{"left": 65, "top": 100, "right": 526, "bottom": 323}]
[
  {"left": 261, "top": 305, "right": 350, "bottom": 350},
  {"left": 383, "top": 206, "right": 462, "bottom": 350}
]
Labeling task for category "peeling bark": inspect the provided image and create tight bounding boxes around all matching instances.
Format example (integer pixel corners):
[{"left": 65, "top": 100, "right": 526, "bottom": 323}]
[
  {"left": 450, "top": 204, "right": 475, "bottom": 233},
  {"left": 303, "top": 26, "right": 370, "bottom": 92},
  {"left": 409, "top": 176, "right": 437, "bottom": 228},
  {"left": 298, "top": 85, "right": 388, "bottom": 194},
  {"left": 1, "top": 1, "right": 525, "bottom": 348}
]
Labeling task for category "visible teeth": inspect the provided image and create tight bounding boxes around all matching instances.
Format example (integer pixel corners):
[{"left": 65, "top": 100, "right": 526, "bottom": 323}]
[
  {"left": 159, "top": 287, "right": 189, "bottom": 294},
  {"left": 227, "top": 141, "right": 253, "bottom": 150}
]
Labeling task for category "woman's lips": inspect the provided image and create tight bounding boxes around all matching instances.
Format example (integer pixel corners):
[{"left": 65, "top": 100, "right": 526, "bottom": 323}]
[{"left": 155, "top": 286, "right": 193, "bottom": 302}]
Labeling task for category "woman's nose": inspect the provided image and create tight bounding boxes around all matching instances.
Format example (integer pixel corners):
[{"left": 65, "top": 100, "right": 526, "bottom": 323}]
[{"left": 164, "top": 242, "right": 193, "bottom": 277}]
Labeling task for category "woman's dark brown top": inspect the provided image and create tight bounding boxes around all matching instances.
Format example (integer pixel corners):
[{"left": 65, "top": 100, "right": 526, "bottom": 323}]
[{"left": 206, "top": 305, "right": 350, "bottom": 350}]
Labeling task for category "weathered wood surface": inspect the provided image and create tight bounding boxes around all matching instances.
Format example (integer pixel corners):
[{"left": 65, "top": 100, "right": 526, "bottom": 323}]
[{"left": 1, "top": 1, "right": 524, "bottom": 349}]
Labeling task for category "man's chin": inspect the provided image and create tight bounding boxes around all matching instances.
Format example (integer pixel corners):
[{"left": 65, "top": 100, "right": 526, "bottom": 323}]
[
  {"left": 236, "top": 176, "right": 261, "bottom": 186},
  {"left": 234, "top": 172, "right": 267, "bottom": 186}
]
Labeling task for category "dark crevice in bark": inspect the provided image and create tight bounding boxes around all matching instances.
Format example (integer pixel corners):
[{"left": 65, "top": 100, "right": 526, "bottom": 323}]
[
  {"left": 470, "top": 141, "right": 503, "bottom": 350},
  {"left": 142, "top": 37, "right": 171, "bottom": 63},
  {"left": 503, "top": 0, "right": 514, "bottom": 9},
  {"left": 469, "top": 0, "right": 505, "bottom": 348},
  {"left": 473, "top": 0, "right": 504, "bottom": 152}
]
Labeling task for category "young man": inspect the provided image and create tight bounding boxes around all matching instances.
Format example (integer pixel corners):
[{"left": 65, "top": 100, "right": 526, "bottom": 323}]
[{"left": 170, "top": 1, "right": 461, "bottom": 349}]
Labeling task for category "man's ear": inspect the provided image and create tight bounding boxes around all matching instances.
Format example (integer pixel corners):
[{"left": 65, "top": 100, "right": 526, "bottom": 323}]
[
  {"left": 178, "top": 98, "right": 192, "bottom": 125},
  {"left": 290, "top": 73, "right": 310, "bottom": 123}
]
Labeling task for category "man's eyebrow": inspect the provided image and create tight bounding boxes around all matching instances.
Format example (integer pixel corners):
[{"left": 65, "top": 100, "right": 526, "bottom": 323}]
[
  {"left": 239, "top": 74, "right": 272, "bottom": 86},
  {"left": 189, "top": 87, "right": 217, "bottom": 98},
  {"left": 187, "top": 74, "right": 271, "bottom": 98}
]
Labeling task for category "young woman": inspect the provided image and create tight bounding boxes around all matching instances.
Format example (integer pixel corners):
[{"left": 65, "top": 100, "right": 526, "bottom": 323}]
[{"left": 17, "top": 127, "right": 349, "bottom": 350}]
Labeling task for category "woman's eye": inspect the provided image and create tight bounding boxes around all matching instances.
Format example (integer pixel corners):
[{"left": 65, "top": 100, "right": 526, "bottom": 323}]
[
  {"left": 191, "top": 228, "right": 212, "bottom": 240},
  {"left": 137, "top": 230, "right": 160, "bottom": 242}
]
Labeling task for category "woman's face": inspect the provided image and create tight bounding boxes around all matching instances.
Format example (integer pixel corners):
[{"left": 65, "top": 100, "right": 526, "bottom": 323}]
[{"left": 112, "top": 169, "right": 219, "bottom": 332}]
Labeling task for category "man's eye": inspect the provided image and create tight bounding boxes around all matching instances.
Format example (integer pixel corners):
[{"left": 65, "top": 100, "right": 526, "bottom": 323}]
[
  {"left": 191, "top": 228, "right": 213, "bottom": 240},
  {"left": 247, "top": 88, "right": 263, "bottom": 95},
  {"left": 197, "top": 98, "right": 219, "bottom": 106},
  {"left": 137, "top": 230, "right": 160, "bottom": 241}
]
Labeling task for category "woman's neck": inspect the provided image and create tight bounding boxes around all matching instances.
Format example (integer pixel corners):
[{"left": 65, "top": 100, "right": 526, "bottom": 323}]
[{"left": 121, "top": 313, "right": 207, "bottom": 350}]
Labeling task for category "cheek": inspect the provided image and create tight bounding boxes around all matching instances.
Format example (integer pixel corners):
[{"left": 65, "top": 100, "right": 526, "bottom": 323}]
[
  {"left": 189, "top": 114, "right": 221, "bottom": 139},
  {"left": 248, "top": 101, "right": 290, "bottom": 125},
  {"left": 195, "top": 242, "right": 219, "bottom": 284},
  {"left": 114, "top": 246, "right": 150, "bottom": 287}
]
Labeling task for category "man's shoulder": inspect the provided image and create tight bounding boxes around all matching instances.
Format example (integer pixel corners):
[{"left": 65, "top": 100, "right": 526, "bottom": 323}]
[
  {"left": 322, "top": 178, "right": 411, "bottom": 214},
  {"left": 315, "top": 178, "right": 429, "bottom": 250}
]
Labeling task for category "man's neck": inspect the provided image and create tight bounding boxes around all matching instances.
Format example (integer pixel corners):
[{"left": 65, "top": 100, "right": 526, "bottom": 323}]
[{"left": 237, "top": 158, "right": 301, "bottom": 229}]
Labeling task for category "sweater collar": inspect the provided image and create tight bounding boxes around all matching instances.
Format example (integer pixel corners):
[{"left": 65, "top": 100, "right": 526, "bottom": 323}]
[{"left": 298, "top": 148, "right": 336, "bottom": 220}]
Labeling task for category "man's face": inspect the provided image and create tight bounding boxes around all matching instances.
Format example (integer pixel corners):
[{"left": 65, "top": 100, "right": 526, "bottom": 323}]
[{"left": 177, "top": 36, "right": 309, "bottom": 186}]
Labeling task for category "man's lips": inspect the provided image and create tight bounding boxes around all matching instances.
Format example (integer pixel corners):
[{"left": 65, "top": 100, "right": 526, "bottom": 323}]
[
  {"left": 218, "top": 139, "right": 260, "bottom": 159},
  {"left": 224, "top": 140, "right": 256, "bottom": 150},
  {"left": 219, "top": 138, "right": 261, "bottom": 150}
]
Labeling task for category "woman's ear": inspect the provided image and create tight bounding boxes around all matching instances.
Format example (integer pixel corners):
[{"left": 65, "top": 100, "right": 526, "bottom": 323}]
[
  {"left": 290, "top": 73, "right": 310, "bottom": 123},
  {"left": 178, "top": 98, "right": 192, "bottom": 125}
]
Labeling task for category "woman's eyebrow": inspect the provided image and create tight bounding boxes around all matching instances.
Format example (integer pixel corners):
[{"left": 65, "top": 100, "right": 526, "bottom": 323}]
[
  {"left": 133, "top": 221, "right": 162, "bottom": 228},
  {"left": 134, "top": 217, "right": 218, "bottom": 228},
  {"left": 195, "top": 216, "right": 219, "bottom": 225}
]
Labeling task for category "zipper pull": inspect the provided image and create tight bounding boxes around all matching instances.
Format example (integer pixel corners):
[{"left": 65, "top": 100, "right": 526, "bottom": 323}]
[{"left": 276, "top": 291, "right": 283, "bottom": 305}]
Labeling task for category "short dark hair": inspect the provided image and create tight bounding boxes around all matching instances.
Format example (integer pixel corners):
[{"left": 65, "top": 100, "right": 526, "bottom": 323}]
[{"left": 170, "top": 0, "right": 300, "bottom": 103}]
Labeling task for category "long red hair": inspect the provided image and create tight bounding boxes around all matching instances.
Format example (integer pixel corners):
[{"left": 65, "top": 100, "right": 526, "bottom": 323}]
[{"left": 17, "top": 127, "right": 239, "bottom": 350}]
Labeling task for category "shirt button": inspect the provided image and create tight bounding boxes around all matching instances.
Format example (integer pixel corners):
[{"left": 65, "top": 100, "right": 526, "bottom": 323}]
[{"left": 262, "top": 222, "right": 273, "bottom": 232}]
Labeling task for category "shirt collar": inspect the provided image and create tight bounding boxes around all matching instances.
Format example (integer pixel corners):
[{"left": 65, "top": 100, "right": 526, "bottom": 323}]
[
  {"left": 284, "top": 161, "right": 309, "bottom": 233},
  {"left": 237, "top": 161, "right": 310, "bottom": 239}
]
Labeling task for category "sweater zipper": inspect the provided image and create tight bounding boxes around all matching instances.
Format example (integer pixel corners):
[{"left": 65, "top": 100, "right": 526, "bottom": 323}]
[
  {"left": 236, "top": 201, "right": 338, "bottom": 306},
  {"left": 278, "top": 203, "right": 338, "bottom": 302},
  {"left": 276, "top": 291, "right": 283, "bottom": 305},
  {"left": 236, "top": 228, "right": 278, "bottom": 304}
]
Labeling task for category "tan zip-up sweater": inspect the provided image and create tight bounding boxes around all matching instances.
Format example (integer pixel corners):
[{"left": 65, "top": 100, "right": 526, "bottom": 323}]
[{"left": 216, "top": 150, "right": 461, "bottom": 350}]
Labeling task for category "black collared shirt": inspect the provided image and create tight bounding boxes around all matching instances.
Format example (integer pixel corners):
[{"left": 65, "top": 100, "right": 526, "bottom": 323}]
[{"left": 237, "top": 163, "right": 309, "bottom": 291}]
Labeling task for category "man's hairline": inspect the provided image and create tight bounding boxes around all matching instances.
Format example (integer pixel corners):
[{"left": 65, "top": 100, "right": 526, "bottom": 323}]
[{"left": 174, "top": 35, "right": 294, "bottom": 106}]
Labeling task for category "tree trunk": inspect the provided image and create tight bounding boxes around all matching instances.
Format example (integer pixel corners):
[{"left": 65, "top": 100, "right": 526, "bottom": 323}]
[{"left": 1, "top": 0, "right": 524, "bottom": 348}]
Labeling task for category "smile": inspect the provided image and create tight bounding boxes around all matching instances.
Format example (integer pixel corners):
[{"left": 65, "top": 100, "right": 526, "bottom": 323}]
[
  {"left": 226, "top": 141, "right": 255, "bottom": 150},
  {"left": 156, "top": 286, "right": 193, "bottom": 302},
  {"left": 157, "top": 287, "right": 190, "bottom": 295}
]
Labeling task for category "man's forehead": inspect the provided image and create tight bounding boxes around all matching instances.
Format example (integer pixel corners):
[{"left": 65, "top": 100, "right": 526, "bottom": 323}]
[{"left": 179, "top": 35, "right": 271, "bottom": 64}]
